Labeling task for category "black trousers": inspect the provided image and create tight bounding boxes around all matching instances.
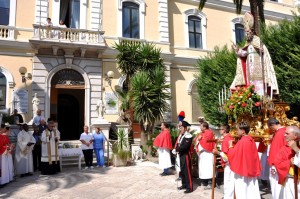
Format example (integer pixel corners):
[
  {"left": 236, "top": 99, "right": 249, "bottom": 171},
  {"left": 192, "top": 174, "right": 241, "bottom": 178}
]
[
  {"left": 82, "top": 149, "right": 93, "bottom": 167},
  {"left": 180, "top": 153, "right": 193, "bottom": 191},
  {"left": 32, "top": 144, "right": 41, "bottom": 171}
]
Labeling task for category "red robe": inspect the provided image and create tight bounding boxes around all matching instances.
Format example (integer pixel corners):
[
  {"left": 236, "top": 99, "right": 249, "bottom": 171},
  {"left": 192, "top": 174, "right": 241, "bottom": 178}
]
[
  {"left": 268, "top": 127, "right": 287, "bottom": 166},
  {"left": 257, "top": 141, "right": 267, "bottom": 153},
  {"left": 228, "top": 135, "right": 261, "bottom": 177},
  {"left": 221, "top": 134, "right": 233, "bottom": 167},
  {"left": 199, "top": 129, "right": 215, "bottom": 152},
  {"left": 273, "top": 145, "right": 295, "bottom": 185},
  {"left": 153, "top": 129, "right": 172, "bottom": 150},
  {"left": 0, "top": 134, "right": 10, "bottom": 155}
]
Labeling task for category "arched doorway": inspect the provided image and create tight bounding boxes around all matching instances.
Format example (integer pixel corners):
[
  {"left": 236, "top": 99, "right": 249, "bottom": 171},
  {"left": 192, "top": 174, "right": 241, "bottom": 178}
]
[{"left": 50, "top": 69, "right": 85, "bottom": 140}]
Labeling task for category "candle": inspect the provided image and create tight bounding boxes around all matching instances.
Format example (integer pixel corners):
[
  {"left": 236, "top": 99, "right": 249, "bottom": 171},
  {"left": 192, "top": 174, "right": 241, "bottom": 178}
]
[
  {"left": 219, "top": 91, "right": 221, "bottom": 106},
  {"left": 270, "top": 88, "right": 273, "bottom": 100},
  {"left": 224, "top": 85, "right": 227, "bottom": 100},
  {"left": 221, "top": 89, "right": 224, "bottom": 105}
]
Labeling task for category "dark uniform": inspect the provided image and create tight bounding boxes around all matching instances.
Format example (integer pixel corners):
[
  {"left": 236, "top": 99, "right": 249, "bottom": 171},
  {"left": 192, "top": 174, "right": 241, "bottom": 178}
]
[{"left": 176, "top": 121, "right": 193, "bottom": 193}]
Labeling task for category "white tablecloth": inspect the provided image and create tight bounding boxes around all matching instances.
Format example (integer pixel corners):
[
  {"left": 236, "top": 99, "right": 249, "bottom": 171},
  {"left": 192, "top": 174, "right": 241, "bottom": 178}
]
[{"left": 58, "top": 148, "right": 84, "bottom": 158}]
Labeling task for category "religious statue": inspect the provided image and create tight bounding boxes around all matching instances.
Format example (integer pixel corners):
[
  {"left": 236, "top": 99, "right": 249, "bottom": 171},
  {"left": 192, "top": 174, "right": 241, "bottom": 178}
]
[
  {"left": 230, "top": 12, "right": 279, "bottom": 98},
  {"left": 32, "top": 93, "right": 40, "bottom": 115},
  {"left": 96, "top": 99, "right": 105, "bottom": 119}
]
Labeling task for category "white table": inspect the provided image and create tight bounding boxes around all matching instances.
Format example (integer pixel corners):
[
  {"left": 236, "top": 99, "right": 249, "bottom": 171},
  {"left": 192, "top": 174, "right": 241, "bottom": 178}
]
[{"left": 58, "top": 148, "right": 84, "bottom": 171}]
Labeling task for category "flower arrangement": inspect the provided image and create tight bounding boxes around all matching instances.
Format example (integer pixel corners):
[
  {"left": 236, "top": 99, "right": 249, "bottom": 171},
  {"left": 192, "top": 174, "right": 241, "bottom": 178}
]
[{"left": 225, "top": 85, "right": 261, "bottom": 121}]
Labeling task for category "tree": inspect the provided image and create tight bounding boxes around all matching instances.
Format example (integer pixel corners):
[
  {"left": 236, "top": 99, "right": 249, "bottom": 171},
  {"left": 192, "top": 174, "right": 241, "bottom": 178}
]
[
  {"left": 131, "top": 67, "right": 171, "bottom": 147},
  {"left": 195, "top": 46, "right": 237, "bottom": 125},
  {"left": 114, "top": 41, "right": 170, "bottom": 149},
  {"left": 198, "top": 0, "right": 265, "bottom": 34},
  {"left": 260, "top": 12, "right": 300, "bottom": 117}
]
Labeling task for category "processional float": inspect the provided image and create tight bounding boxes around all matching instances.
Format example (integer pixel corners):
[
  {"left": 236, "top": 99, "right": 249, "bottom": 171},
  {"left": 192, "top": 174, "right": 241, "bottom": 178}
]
[{"left": 211, "top": 12, "right": 300, "bottom": 199}]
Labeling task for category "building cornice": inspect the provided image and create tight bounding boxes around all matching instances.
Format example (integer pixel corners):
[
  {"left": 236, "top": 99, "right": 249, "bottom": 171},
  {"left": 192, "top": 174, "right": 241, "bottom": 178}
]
[{"left": 180, "top": 0, "right": 294, "bottom": 20}]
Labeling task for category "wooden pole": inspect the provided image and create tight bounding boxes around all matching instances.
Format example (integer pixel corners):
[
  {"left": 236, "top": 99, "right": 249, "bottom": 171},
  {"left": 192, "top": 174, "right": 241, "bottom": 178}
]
[
  {"left": 211, "top": 153, "right": 217, "bottom": 199},
  {"left": 294, "top": 165, "right": 298, "bottom": 199}
]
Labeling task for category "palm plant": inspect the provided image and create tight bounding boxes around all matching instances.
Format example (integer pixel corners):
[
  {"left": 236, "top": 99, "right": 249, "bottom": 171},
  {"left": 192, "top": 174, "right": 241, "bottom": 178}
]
[
  {"left": 114, "top": 40, "right": 170, "bottom": 152},
  {"left": 198, "top": 0, "right": 265, "bottom": 34},
  {"left": 130, "top": 67, "right": 171, "bottom": 147}
]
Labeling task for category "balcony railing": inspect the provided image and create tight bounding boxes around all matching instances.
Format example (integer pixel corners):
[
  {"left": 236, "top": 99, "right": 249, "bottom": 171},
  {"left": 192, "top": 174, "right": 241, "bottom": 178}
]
[
  {"left": 32, "top": 24, "right": 105, "bottom": 44},
  {"left": 0, "top": 25, "right": 15, "bottom": 40}
]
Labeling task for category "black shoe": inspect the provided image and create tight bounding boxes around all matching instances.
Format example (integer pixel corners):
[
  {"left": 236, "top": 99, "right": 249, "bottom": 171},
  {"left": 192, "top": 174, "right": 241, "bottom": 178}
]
[
  {"left": 178, "top": 186, "right": 186, "bottom": 190},
  {"left": 20, "top": 174, "right": 25, "bottom": 177},
  {"left": 184, "top": 189, "right": 192, "bottom": 194},
  {"left": 160, "top": 172, "right": 169, "bottom": 176}
]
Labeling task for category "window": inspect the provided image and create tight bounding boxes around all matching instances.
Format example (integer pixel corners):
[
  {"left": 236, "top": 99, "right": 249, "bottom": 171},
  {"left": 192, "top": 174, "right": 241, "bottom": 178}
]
[
  {"left": 0, "top": 0, "right": 10, "bottom": 25},
  {"left": 184, "top": 9, "right": 207, "bottom": 49},
  {"left": 60, "top": 0, "right": 80, "bottom": 28},
  {"left": 122, "top": 2, "right": 139, "bottom": 39},
  {"left": 235, "top": 23, "right": 245, "bottom": 44},
  {"left": 188, "top": 16, "right": 202, "bottom": 48},
  {"left": 0, "top": 73, "right": 6, "bottom": 109}
]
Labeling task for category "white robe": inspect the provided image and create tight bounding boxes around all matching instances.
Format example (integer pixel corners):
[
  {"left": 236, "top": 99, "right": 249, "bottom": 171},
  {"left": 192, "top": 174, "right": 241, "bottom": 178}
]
[
  {"left": 234, "top": 173, "right": 261, "bottom": 199},
  {"left": 1, "top": 151, "right": 14, "bottom": 184},
  {"left": 41, "top": 129, "right": 60, "bottom": 162},
  {"left": 269, "top": 167, "right": 282, "bottom": 199},
  {"left": 278, "top": 152, "right": 300, "bottom": 199},
  {"left": 15, "top": 130, "right": 36, "bottom": 175},
  {"left": 197, "top": 144, "right": 214, "bottom": 179},
  {"left": 157, "top": 148, "right": 172, "bottom": 170}
]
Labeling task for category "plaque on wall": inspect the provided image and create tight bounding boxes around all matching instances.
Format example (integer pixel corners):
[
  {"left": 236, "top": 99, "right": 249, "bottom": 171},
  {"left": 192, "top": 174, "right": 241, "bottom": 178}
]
[
  {"left": 104, "top": 92, "right": 118, "bottom": 114},
  {"left": 13, "top": 89, "right": 29, "bottom": 113}
]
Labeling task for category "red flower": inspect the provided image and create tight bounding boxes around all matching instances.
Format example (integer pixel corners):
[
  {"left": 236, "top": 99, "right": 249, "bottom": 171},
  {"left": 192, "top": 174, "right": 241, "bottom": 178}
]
[
  {"left": 255, "top": 102, "right": 261, "bottom": 107},
  {"left": 242, "top": 102, "right": 247, "bottom": 107},
  {"left": 229, "top": 105, "right": 234, "bottom": 109}
]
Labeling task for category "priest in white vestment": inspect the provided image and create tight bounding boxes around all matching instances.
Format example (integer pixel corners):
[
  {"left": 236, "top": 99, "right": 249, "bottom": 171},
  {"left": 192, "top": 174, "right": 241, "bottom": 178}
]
[
  {"left": 15, "top": 124, "right": 36, "bottom": 176},
  {"left": 40, "top": 121, "right": 60, "bottom": 175}
]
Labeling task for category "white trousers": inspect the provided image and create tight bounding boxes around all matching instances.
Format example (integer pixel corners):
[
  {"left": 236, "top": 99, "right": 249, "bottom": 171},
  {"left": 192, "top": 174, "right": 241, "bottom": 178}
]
[
  {"left": 279, "top": 178, "right": 300, "bottom": 199},
  {"left": 223, "top": 164, "right": 234, "bottom": 199},
  {"left": 234, "top": 173, "right": 261, "bottom": 199},
  {"left": 269, "top": 168, "right": 282, "bottom": 199}
]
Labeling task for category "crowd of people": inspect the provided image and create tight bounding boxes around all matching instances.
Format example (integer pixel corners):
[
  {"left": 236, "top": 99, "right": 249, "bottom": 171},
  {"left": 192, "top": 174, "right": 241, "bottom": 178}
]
[
  {"left": 0, "top": 109, "right": 62, "bottom": 188},
  {"left": 152, "top": 111, "right": 300, "bottom": 198},
  {"left": 0, "top": 108, "right": 108, "bottom": 188}
]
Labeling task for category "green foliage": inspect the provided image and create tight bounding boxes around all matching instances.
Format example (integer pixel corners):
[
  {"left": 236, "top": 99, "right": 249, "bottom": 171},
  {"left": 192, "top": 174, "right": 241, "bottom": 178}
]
[
  {"left": 130, "top": 67, "right": 171, "bottom": 126},
  {"left": 261, "top": 12, "right": 300, "bottom": 117},
  {"left": 195, "top": 46, "right": 236, "bottom": 125},
  {"left": 112, "top": 128, "right": 131, "bottom": 153}
]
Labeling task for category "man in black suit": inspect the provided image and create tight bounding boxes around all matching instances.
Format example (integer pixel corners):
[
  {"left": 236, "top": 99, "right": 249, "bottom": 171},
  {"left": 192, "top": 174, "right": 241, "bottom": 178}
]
[{"left": 176, "top": 121, "right": 194, "bottom": 193}]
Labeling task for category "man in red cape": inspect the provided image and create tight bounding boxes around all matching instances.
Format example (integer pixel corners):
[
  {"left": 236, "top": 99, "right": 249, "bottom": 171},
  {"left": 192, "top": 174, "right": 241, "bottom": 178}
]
[
  {"left": 213, "top": 124, "right": 234, "bottom": 198},
  {"left": 228, "top": 121, "right": 261, "bottom": 199},
  {"left": 194, "top": 121, "right": 215, "bottom": 189},
  {"left": 0, "top": 131, "right": 14, "bottom": 186},
  {"left": 153, "top": 122, "right": 172, "bottom": 176},
  {"left": 273, "top": 125, "right": 300, "bottom": 199},
  {"left": 267, "top": 118, "right": 287, "bottom": 199}
]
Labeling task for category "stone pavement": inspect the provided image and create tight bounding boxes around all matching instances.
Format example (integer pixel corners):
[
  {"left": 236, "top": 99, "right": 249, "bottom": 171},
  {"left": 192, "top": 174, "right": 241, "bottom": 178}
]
[{"left": 0, "top": 161, "right": 271, "bottom": 199}]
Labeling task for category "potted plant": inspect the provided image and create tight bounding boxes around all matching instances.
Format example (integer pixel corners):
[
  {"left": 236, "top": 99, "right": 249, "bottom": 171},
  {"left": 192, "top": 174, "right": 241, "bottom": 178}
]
[{"left": 112, "top": 128, "right": 131, "bottom": 167}]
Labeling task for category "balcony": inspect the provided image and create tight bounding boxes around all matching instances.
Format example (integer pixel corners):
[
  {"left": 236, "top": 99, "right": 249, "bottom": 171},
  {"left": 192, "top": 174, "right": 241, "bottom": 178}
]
[
  {"left": 0, "top": 25, "right": 15, "bottom": 40},
  {"left": 29, "top": 24, "right": 107, "bottom": 57}
]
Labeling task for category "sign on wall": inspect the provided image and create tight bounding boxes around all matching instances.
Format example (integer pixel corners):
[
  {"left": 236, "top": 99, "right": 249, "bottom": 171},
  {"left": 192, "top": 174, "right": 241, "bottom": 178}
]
[
  {"left": 104, "top": 92, "right": 118, "bottom": 114},
  {"left": 13, "top": 89, "right": 29, "bottom": 114}
]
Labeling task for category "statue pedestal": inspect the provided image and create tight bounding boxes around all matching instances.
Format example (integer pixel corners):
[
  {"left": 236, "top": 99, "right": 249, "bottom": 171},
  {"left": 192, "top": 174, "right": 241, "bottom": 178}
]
[{"left": 91, "top": 117, "right": 111, "bottom": 141}]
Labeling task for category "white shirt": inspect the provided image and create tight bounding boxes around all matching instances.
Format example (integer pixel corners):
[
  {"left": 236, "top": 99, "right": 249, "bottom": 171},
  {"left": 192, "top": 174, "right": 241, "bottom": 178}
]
[{"left": 80, "top": 132, "right": 94, "bottom": 150}]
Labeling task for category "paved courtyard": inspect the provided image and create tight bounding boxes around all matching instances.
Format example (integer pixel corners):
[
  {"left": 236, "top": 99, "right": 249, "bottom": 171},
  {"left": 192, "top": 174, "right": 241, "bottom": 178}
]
[{"left": 0, "top": 161, "right": 271, "bottom": 199}]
